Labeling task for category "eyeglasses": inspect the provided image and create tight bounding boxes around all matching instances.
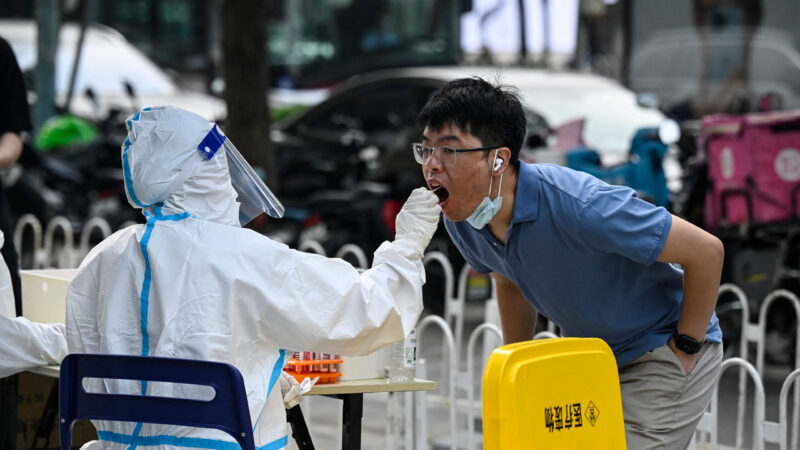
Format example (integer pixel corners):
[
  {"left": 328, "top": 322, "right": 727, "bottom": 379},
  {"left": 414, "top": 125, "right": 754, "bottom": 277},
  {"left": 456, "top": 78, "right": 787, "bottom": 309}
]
[{"left": 412, "top": 143, "right": 499, "bottom": 168}]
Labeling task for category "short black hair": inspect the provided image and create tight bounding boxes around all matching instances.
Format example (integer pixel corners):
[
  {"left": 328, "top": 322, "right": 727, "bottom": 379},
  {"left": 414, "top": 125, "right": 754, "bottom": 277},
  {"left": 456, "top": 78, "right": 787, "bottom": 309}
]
[{"left": 417, "top": 77, "right": 526, "bottom": 167}]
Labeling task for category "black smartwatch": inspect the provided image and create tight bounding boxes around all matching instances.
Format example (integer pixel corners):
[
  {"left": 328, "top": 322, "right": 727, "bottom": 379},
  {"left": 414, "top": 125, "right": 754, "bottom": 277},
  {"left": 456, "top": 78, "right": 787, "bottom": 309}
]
[{"left": 672, "top": 333, "right": 703, "bottom": 354}]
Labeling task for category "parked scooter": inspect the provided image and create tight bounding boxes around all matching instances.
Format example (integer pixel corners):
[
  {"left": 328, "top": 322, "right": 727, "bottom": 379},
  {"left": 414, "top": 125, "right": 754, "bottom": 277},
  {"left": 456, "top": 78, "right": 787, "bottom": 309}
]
[
  {"left": 5, "top": 85, "right": 140, "bottom": 232},
  {"left": 564, "top": 120, "right": 680, "bottom": 208}
]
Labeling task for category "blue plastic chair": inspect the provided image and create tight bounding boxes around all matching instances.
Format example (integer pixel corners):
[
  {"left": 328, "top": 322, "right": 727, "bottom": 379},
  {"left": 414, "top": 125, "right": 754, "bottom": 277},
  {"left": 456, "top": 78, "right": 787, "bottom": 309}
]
[{"left": 59, "top": 353, "right": 255, "bottom": 450}]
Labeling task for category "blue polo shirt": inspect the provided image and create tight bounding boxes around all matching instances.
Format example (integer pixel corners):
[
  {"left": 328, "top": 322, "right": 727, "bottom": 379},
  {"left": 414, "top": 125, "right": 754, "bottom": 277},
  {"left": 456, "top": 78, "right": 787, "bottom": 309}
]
[{"left": 445, "top": 162, "right": 721, "bottom": 367}]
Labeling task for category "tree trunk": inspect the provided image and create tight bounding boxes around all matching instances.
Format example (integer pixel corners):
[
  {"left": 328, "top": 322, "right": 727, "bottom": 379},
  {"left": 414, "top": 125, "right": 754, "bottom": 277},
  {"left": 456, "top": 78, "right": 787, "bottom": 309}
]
[{"left": 222, "top": 0, "right": 277, "bottom": 191}]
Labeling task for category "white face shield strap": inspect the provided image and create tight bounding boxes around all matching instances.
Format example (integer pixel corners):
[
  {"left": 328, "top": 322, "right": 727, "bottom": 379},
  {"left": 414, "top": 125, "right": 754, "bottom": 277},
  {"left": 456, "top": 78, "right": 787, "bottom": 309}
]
[{"left": 197, "top": 124, "right": 285, "bottom": 223}]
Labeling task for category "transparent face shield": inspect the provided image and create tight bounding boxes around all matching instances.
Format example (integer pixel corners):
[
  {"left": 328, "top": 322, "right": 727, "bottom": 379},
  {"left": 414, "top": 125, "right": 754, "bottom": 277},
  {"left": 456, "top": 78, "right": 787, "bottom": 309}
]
[{"left": 198, "top": 124, "right": 285, "bottom": 224}]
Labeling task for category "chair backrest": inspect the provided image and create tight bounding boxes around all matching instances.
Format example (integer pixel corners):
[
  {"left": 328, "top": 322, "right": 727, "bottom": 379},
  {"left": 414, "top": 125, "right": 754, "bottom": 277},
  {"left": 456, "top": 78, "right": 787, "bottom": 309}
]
[
  {"left": 482, "top": 338, "right": 626, "bottom": 450},
  {"left": 59, "top": 353, "right": 255, "bottom": 450}
]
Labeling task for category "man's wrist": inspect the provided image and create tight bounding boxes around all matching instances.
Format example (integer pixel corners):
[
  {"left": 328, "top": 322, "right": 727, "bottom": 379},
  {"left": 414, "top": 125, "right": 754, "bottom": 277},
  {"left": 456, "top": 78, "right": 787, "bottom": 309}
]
[{"left": 672, "top": 332, "right": 704, "bottom": 355}]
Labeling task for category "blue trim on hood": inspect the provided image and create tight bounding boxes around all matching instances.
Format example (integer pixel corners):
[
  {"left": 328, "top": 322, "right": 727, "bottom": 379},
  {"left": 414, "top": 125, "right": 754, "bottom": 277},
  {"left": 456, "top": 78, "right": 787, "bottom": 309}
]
[{"left": 122, "top": 114, "right": 152, "bottom": 208}]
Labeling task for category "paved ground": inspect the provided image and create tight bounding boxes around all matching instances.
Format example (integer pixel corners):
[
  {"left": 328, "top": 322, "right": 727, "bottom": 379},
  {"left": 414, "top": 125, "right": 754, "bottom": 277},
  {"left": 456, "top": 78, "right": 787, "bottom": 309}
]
[{"left": 289, "top": 300, "right": 797, "bottom": 450}]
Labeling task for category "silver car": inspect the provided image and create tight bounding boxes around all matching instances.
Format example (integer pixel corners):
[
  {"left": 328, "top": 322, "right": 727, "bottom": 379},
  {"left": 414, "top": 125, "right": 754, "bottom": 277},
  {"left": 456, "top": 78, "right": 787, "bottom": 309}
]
[{"left": 0, "top": 19, "right": 226, "bottom": 121}]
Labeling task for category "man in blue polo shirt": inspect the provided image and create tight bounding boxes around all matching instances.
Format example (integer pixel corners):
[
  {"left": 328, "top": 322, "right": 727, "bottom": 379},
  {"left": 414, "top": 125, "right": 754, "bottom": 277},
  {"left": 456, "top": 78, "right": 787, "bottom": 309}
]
[{"left": 414, "top": 77, "right": 724, "bottom": 449}]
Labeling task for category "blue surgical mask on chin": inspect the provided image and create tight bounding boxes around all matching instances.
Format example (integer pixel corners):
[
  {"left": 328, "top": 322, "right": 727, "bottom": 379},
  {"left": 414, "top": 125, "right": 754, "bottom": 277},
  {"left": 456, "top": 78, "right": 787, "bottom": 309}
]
[{"left": 466, "top": 151, "right": 504, "bottom": 229}]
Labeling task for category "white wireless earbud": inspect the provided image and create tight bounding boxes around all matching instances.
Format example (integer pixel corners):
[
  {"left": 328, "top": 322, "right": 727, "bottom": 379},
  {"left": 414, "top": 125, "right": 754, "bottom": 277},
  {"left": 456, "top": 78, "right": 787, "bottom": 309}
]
[{"left": 493, "top": 158, "right": 504, "bottom": 172}]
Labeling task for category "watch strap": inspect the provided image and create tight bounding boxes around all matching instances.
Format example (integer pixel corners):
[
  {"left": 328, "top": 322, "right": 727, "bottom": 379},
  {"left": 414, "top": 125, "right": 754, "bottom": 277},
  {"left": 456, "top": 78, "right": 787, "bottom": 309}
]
[{"left": 673, "top": 333, "right": 703, "bottom": 354}]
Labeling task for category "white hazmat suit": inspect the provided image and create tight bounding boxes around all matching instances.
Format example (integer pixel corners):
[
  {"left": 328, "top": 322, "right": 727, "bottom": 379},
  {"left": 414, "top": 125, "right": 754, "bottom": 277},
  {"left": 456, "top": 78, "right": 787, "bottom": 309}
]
[
  {"left": 0, "top": 228, "right": 69, "bottom": 376},
  {"left": 2, "top": 106, "right": 441, "bottom": 449}
]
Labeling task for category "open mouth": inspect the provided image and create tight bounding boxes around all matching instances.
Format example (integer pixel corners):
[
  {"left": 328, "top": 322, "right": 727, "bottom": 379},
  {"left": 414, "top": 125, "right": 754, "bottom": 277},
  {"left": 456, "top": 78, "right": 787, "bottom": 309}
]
[{"left": 429, "top": 183, "right": 450, "bottom": 205}]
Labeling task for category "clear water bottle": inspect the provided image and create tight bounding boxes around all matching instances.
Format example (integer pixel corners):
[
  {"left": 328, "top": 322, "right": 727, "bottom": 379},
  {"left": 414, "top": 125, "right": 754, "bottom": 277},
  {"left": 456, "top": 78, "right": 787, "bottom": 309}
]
[{"left": 385, "top": 328, "right": 416, "bottom": 382}]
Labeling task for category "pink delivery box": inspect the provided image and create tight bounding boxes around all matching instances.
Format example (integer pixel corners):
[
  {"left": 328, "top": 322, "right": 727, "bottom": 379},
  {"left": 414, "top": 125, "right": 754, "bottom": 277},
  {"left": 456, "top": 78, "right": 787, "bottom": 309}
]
[{"left": 702, "top": 110, "right": 800, "bottom": 229}]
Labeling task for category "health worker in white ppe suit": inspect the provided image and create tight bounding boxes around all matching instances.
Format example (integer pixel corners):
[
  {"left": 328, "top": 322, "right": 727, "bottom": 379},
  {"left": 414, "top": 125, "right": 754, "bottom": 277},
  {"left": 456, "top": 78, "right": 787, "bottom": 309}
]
[
  {"left": 0, "top": 105, "right": 441, "bottom": 449},
  {"left": 0, "top": 228, "right": 68, "bottom": 370}
]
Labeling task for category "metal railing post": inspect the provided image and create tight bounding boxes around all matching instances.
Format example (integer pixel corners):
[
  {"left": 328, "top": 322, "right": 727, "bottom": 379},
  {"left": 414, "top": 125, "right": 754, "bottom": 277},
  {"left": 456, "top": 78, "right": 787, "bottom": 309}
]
[
  {"left": 78, "top": 217, "right": 112, "bottom": 264},
  {"left": 756, "top": 290, "right": 800, "bottom": 450},
  {"left": 14, "top": 214, "right": 43, "bottom": 269},
  {"left": 334, "top": 243, "right": 368, "bottom": 268},
  {"left": 779, "top": 369, "right": 800, "bottom": 450},
  {"left": 416, "top": 314, "right": 457, "bottom": 450},
  {"left": 42, "top": 216, "right": 74, "bottom": 268},
  {"left": 465, "top": 323, "right": 502, "bottom": 450},
  {"left": 298, "top": 239, "right": 326, "bottom": 256}
]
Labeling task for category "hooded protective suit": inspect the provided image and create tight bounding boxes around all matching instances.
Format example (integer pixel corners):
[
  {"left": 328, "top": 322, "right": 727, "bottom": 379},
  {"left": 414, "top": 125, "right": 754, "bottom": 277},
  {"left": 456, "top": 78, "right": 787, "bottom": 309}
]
[
  {"left": 0, "top": 229, "right": 69, "bottom": 377},
  {"left": 59, "top": 106, "right": 440, "bottom": 449}
]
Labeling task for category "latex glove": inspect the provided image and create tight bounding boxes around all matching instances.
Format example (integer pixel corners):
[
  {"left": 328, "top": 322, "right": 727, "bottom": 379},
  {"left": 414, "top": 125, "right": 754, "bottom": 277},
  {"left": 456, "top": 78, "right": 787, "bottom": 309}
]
[
  {"left": 395, "top": 187, "right": 442, "bottom": 256},
  {"left": 279, "top": 371, "right": 317, "bottom": 409}
]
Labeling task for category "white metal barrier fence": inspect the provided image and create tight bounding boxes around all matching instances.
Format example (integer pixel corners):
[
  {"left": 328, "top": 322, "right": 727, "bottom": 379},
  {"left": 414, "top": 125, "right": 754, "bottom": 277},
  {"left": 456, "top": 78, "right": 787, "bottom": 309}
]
[
  {"left": 334, "top": 243, "right": 368, "bottom": 268},
  {"left": 416, "top": 250, "right": 569, "bottom": 449},
  {"left": 465, "top": 323, "right": 502, "bottom": 450},
  {"left": 13, "top": 214, "right": 115, "bottom": 269},
  {"left": 423, "top": 252, "right": 461, "bottom": 364},
  {"left": 331, "top": 244, "right": 800, "bottom": 450},
  {"left": 297, "top": 239, "right": 327, "bottom": 256},
  {"left": 780, "top": 369, "right": 800, "bottom": 450},
  {"left": 416, "top": 314, "right": 457, "bottom": 450},
  {"left": 695, "top": 284, "right": 800, "bottom": 450},
  {"left": 697, "top": 357, "right": 800, "bottom": 450}
]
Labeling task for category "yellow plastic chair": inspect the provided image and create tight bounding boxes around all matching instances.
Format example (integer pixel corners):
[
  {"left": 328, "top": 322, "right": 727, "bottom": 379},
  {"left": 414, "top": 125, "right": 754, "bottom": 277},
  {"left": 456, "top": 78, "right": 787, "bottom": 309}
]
[{"left": 482, "top": 337, "right": 626, "bottom": 449}]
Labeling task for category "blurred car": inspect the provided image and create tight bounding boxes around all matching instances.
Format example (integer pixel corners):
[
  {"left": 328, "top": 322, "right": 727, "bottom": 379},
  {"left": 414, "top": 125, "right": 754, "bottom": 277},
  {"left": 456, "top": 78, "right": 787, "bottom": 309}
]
[
  {"left": 628, "top": 28, "right": 800, "bottom": 119},
  {"left": 271, "top": 65, "right": 668, "bottom": 206},
  {"left": 0, "top": 19, "right": 226, "bottom": 121}
]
